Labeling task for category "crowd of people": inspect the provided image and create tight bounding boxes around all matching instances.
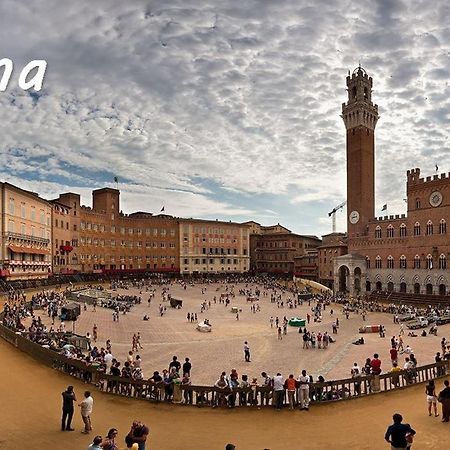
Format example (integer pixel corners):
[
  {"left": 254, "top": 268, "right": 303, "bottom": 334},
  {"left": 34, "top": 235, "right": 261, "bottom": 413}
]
[{"left": 3, "top": 273, "right": 450, "bottom": 450}]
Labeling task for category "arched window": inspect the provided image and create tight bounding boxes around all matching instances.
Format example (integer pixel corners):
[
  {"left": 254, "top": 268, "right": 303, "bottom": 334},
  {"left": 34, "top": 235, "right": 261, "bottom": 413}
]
[
  {"left": 414, "top": 222, "right": 421, "bottom": 236},
  {"left": 426, "top": 254, "right": 433, "bottom": 270},
  {"left": 439, "top": 219, "right": 447, "bottom": 234},
  {"left": 426, "top": 220, "right": 433, "bottom": 235},
  {"left": 387, "top": 255, "right": 394, "bottom": 269},
  {"left": 414, "top": 255, "right": 421, "bottom": 269},
  {"left": 399, "top": 255, "right": 407, "bottom": 269},
  {"left": 366, "top": 256, "right": 370, "bottom": 269},
  {"left": 375, "top": 226, "right": 382, "bottom": 239},
  {"left": 439, "top": 254, "right": 447, "bottom": 270},
  {"left": 399, "top": 223, "right": 407, "bottom": 237},
  {"left": 416, "top": 198, "right": 421, "bottom": 209},
  {"left": 375, "top": 255, "right": 382, "bottom": 269},
  {"left": 387, "top": 225, "right": 394, "bottom": 238}
]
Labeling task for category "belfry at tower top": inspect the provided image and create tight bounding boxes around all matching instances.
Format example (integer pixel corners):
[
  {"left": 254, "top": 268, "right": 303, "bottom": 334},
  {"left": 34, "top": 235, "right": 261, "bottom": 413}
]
[
  {"left": 352, "top": 65, "right": 367, "bottom": 76},
  {"left": 342, "top": 66, "right": 379, "bottom": 131}
]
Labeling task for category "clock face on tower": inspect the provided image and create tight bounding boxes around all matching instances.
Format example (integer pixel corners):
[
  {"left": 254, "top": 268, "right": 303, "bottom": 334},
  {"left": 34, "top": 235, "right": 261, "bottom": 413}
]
[
  {"left": 429, "top": 191, "right": 443, "bottom": 207},
  {"left": 349, "top": 210, "right": 360, "bottom": 224},
  {"left": 348, "top": 211, "right": 359, "bottom": 225}
]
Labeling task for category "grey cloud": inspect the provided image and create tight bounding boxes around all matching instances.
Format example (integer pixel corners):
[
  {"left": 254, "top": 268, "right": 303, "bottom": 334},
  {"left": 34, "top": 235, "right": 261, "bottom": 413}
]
[{"left": 1, "top": 0, "right": 450, "bottom": 236}]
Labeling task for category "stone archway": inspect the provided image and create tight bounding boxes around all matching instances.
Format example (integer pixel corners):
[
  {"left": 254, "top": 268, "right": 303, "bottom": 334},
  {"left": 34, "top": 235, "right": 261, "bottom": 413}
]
[
  {"left": 366, "top": 280, "right": 371, "bottom": 292},
  {"left": 338, "top": 265, "right": 350, "bottom": 293},
  {"left": 376, "top": 281, "right": 382, "bottom": 291},
  {"left": 387, "top": 281, "right": 394, "bottom": 292},
  {"left": 400, "top": 282, "right": 407, "bottom": 293},
  {"left": 333, "top": 254, "right": 367, "bottom": 296},
  {"left": 414, "top": 283, "right": 420, "bottom": 294},
  {"left": 426, "top": 283, "right": 433, "bottom": 295},
  {"left": 354, "top": 267, "right": 362, "bottom": 294},
  {"left": 439, "top": 284, "right": 446, "bottom": 296}
]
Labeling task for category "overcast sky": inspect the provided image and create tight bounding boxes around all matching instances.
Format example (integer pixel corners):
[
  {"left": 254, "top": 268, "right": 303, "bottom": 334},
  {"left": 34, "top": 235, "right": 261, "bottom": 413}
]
[{"left": 1, "top": 0, "right": 449, "bottom": 237}]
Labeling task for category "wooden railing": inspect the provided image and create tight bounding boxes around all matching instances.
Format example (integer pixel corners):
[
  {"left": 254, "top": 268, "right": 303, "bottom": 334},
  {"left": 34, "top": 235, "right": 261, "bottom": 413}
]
[{"left": 1, "top": 307, "right": 449, "bottom": 409}]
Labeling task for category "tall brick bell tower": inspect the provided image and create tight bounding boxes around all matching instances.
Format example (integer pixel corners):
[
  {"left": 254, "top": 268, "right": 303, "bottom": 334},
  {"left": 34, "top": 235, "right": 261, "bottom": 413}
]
[{"left": 342, "top": 66, "right": 379, "bottom": 238}]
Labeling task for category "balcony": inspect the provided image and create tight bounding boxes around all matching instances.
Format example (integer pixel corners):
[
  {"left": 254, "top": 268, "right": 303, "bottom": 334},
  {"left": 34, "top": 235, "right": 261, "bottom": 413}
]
[{"left": 3, "top": 232, "right": 49, "bottom": 244}]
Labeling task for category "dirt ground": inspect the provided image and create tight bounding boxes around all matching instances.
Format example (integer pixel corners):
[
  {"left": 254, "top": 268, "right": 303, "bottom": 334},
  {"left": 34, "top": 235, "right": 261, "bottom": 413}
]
[
  {"left": 26, "top": 281, "right": 450, "bottom": 384},
  {"left": 1, "top": 337, "right": 450, "bottom": 450}
]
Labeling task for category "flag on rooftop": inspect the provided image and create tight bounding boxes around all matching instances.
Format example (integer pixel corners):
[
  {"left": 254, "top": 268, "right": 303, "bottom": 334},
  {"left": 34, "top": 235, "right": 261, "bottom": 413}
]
[
  {"left": 381, "top": 204, "right": 387, "bottom": 211},
  {"left": 160, "top": 206, "right": 165, "bottom": 212}
]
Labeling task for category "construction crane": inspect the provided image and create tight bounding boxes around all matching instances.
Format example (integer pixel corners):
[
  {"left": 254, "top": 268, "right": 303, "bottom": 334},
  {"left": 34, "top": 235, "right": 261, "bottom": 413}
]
[{"left": 328, "top": 201, "right": 346, "bottom": 233}]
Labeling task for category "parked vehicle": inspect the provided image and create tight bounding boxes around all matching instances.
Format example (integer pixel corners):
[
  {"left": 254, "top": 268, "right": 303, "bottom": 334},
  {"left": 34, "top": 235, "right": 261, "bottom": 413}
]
[
  {"left": 406, "top": 316, "right": 428, "bottom": 329},
  {"left": 437, "top": 315, "right": 450, "bottom": 325},
  {"left": 397, "top": 313, "right": 416, "bottom": 322}
]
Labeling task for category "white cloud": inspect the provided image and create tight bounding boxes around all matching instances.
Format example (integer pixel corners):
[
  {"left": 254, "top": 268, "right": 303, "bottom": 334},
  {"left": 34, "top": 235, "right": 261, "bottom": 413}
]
[{"left": 0, "top": 0, "right": 449, "bottom": 235}]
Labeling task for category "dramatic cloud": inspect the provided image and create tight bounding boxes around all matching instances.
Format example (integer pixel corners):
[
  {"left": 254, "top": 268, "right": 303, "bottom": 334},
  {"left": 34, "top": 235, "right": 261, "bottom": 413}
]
[{"left": 1, "top": 0, "right": 449, "bottom": 236}]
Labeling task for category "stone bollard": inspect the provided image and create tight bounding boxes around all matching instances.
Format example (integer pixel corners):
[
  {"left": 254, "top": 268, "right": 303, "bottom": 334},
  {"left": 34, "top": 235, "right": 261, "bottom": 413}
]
[
  {"left": 173, "top": 381, "right": 182, "bottom": 403},
  {"left": 372, "top": 375, "right": 381, "bottom": 393}
]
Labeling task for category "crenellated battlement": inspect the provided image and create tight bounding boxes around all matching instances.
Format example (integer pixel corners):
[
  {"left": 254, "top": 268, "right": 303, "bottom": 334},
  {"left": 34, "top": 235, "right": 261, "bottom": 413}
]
[
  {"left": 407, "top": 167, "right": 449, "bottom": 185},
  {"left": 373, "top": 214, "right": 406, "bottom": 222}
]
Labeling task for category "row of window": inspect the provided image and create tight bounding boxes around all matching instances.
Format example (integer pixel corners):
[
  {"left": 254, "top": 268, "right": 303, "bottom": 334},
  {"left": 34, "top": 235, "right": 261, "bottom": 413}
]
[
  {"left": 54, "top": 219, "right": 70, "bottom": 230},
  {"left": 256, "top": 241, "right": 311, "bottom": 248},
  {"left": 79, "top": 223, "right": 176, "bottom": 236},
  {"left": 191, "top": 226, "right": 240, "bottom": 235},
  {"left": 8, "top": 199, "right": 49, "bottom": 225},
  {"left": 183, "top": 258, "right": 240, "bottom": 265},
  {"left": 7, "top": 221, "right": 50, "bottom": 240},
  {"left": 375, "top": 220, "right": 447, "bottom": 238},
  {"left": 257, "top": 253, "right": 290, "bottom": 261},
  {"left": 191, "top": 237, "right": 239, "bottom": 244},
  {"left": 258, "top": 263, "right": 292, "bottom": 269},
  {"left": 80, "top": 255, "right": 176, "bottom": 262},
  {"left": 78, "top": 238, "right": 176, "bottom": 248},
  {"left": 368, "top": 254, "right": 447, "bottom": 270}
]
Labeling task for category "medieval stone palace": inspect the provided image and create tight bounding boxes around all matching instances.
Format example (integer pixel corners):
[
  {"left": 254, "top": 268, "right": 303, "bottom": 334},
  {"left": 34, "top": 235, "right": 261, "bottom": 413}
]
[{"left": 334, "top": 67, "right": 450, "bottom": 297}]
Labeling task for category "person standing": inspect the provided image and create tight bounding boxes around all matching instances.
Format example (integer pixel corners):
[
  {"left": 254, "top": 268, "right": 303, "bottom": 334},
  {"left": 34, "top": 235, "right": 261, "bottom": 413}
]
[
  {"left": 244, "top": 341, "right": 251, "bottom": 362},
  {"left": 438, "top": 379, "right": 450, "bottom": 422},
  {"left": 93, "top": 324, "right": 98, "bottom": 342},
  {"left": 285, "top": 374, "right": 296, "bottom": 410},
  {"left": 273, "top": 373, "right": 285, "bottom": 410},
  {"left": 425, "top": 380, "right": 439, "bottom": 417},
  {"left": 79, "top": 390, "right": 94, "bottom": 434},
  {"left": 384, "top": 413, "right": 416, "bottom": 450},
  {"left": 169, "top": 355, "right": 181, "bottom": 373},
  {"left": 182, "top": 357, "right": 192, "bottom": 376},
  {"left": 351, "top": 362, "right": 362, "bottom": 395},
  {"left": 126, "top": 420, "right": 150, "bottom": 450},
  {"left": 390, "top": 347, "right": 398, "bottom": 365},
  {"left": 298, "top": 370, "right": 310, "bottom": 410},
  {"left": 61, "top": 385, "right": 76, "bottom": 431}
]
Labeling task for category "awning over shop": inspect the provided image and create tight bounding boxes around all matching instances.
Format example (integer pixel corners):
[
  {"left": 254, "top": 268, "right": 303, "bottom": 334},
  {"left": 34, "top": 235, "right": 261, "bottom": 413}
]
[{"left": 8, "top": 245, "right": 50, "bottom": 255}]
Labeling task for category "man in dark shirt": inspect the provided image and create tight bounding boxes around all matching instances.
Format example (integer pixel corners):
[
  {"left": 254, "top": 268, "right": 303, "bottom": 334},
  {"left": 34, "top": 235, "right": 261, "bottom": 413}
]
[
  {"left": 384, "top": 413, "right": 416, "bottom": 449},
  {"left": 127, "top": 420, "right": 150, "bottom": 450},
  {"left": 169, "top": 356, "right": 181, "bottom": 373},
  {"left": 438, "top": 379, "right": 450, "bottom": 422},
  {"left": 182, "top": 357, "right": 192, "bottom": 376},
  {"left": 61, "top": 385, "right": 77, "bottom": 431},
  {"left": 150, "top": 371, "right": 163, "bottom": 383}
]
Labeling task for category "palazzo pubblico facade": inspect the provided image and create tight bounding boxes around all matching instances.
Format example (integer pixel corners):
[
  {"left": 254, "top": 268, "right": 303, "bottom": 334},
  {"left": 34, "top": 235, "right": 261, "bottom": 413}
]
[{"left": 334, "top": 67, "right": 450, "bottom": 297}]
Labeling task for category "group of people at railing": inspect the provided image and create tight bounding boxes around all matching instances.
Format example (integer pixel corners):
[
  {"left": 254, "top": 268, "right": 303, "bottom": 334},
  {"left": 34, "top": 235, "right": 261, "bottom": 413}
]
[
  {"left": 48, "top": 343, "right": 449, "bottom": 409},
  {"left": 2, "top": 277, "right": 450, "bottom": 412}
]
